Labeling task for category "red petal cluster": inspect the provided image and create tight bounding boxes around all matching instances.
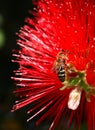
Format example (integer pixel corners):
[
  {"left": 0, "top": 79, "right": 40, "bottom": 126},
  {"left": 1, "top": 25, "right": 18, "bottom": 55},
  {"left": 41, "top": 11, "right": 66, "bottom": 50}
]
[{"left": 12, "top": 0, "right": 95, "bottom": 130}]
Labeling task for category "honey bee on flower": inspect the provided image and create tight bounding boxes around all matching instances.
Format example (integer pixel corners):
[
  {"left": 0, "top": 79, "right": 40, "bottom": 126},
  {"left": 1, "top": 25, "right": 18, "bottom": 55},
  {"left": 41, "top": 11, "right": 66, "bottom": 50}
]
[
  {"left": 54, "top": 51, "right": 95, "bottom": 110},
  {"left": 12, "top": 0, "right": 95, "bottom": 130}
]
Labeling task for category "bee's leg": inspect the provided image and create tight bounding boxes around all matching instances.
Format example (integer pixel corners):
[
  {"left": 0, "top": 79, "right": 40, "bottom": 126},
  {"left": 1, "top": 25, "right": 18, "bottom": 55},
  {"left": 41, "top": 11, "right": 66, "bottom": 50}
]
[
  {"left": 60, "top": 81, "right": 68, "bottom": 90},
  {"left": 89, "top": 87, "right": 95, "bottom": 95},
  {"left": 86, "top": 87, "right": 95, "bottom": 102},
  {"left": 86, "top": 93, "right": 91, "bottom": 102}
]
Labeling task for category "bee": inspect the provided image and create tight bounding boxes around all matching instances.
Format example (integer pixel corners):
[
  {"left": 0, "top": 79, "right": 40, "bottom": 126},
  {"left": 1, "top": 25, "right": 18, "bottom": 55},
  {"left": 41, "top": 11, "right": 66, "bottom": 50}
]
[
  {"left": 53, "top": 51, "right": 68, "bottom": 82},
  {"left": 53, "top": 51, "right": 82, "bottom": 110}
]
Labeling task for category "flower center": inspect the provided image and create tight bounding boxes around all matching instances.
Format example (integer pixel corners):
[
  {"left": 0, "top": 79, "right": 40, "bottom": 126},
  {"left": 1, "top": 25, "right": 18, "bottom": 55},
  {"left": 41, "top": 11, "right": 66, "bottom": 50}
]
[
  {"left": 54, "top": 51, "right": 95, "bottom": 105},
  {"left": 61, "top": 69, "right": 95, "bottom": 101}
]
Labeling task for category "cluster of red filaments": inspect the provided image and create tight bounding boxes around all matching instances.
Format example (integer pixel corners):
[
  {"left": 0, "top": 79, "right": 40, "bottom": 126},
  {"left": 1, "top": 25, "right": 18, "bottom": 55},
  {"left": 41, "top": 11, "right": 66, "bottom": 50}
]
[{"left": 12, "top": 0, "right": 95, "bottom": 130}]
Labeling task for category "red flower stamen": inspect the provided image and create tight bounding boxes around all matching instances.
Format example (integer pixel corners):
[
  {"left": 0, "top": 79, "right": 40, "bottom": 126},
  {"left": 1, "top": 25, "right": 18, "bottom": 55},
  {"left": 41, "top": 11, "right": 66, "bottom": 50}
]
[{"left": 12, "top": 0, "right": 95, "bottom": 130}]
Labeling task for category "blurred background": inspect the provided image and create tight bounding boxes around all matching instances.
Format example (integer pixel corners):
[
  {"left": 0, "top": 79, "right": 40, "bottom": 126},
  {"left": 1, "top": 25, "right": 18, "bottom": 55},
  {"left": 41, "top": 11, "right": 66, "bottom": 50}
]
[{"left": 0, "top": 0, "right": 87, "bottom": 130}]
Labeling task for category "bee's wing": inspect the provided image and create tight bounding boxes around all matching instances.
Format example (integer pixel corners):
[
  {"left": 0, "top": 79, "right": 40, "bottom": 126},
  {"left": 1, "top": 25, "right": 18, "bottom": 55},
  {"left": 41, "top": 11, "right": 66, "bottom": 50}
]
[
  {"left": 68, "top": 88, "right": 82, "bottom": 110},
  {"left": 52, "top": 62, "right": 61, "bottom": 73}
]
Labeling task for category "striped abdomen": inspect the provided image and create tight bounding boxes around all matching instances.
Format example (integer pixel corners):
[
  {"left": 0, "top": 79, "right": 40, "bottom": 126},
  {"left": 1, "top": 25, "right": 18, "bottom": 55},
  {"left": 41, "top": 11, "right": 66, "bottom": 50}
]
[{"left": 57, "top": 65, "right": 65, "bottom": 82}]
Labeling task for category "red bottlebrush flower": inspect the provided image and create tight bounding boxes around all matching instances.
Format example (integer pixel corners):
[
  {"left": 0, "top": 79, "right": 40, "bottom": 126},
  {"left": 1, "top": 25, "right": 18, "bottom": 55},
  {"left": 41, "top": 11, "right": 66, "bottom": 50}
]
[{"left": 12, "top": 0, "right": 95, "bottom": 130}]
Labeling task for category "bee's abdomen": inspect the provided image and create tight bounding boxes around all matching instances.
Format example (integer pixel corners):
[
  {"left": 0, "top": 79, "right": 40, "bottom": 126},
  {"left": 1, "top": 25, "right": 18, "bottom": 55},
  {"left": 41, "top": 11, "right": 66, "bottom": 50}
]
[{"left": 58, "top": 66, "right": 65, "bottom": 82}]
